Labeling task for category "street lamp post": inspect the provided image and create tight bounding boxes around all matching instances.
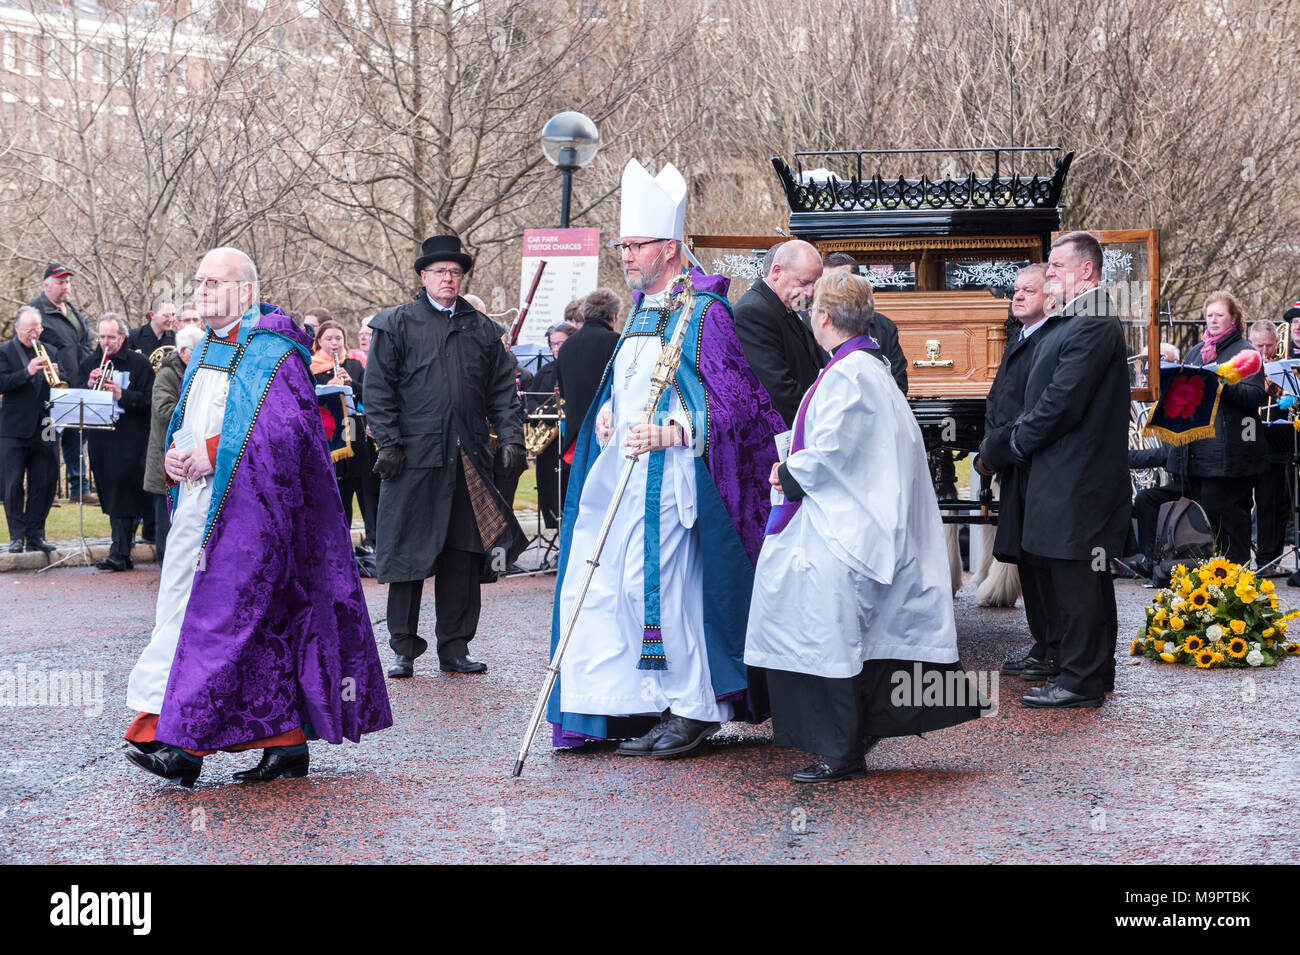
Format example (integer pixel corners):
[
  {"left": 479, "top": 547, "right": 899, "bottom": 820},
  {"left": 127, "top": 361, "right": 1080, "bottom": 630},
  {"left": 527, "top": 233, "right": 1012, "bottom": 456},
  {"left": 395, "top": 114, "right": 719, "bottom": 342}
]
[{"left": 540, "top": 111, "right": 600, "bottom": 228}]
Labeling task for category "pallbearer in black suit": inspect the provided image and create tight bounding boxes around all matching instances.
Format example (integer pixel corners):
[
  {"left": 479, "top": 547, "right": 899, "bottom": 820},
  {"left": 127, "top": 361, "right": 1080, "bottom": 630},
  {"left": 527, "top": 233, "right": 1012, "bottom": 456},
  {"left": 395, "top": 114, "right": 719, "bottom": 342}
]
[
  {"left": 974, "top": 265, "right": 1057, "bottom": 680},
  {"left": 1009, "top": 232, "right": 1131, "bottom": 707},
  {"left": 732, "top": 239, "right": 826, "bottom": 427},
  {"left": 0, "top": 307, "right": 59, "bottom": 553},
  {"left": 82, "top": 314, "right": 156, "bottom": 571}
]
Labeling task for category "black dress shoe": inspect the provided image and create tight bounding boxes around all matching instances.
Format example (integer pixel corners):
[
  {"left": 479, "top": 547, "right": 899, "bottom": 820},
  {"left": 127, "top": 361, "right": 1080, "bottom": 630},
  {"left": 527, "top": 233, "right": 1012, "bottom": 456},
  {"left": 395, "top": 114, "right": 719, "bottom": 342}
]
[
  {"left": 232, "top": 749, "right": 309, "bottom": 782},
  {"left": 617, "top": 710, "right": 672, "bottom": 756},
  {"left": 7, "top": 540, "right": 23, "bottom": 554},
  {"left": 792, "top": 757, "right": 866, "bottom": 784},
  {"left": 999, "top": 651, "right": 1040, "bottom": 675},
  {"left": 354, "top": 544, "right": 374, "bottom": 557},
  {"left": 96, "top": 555, "right": 129, "bottom": 571},
  {"left": 439, "top": 655, "right": 487, "bottom": 674},
  {"left": 1018, "top": 658, "right": 1061, "bottom": 680},
  {"left": 1021, "top": 681, "right": 1104, "bottom": 708},
  {"left": 650, "top": 715, "right": 720, "bottom": 758},
  {"left": 125, "top": 748, "right": 201, "bottom": 787},
  {"left": 387, "top": 654, "right": 414, "bottom": 678},
  {"left": 25, "top": 538, "right": 56, "bottom": 553}
]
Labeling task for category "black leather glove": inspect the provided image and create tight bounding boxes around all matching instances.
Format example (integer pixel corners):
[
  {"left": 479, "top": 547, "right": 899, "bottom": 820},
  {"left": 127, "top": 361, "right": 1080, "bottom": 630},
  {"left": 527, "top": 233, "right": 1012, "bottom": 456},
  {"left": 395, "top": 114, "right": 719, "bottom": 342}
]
[
  {"left": 373, "top": 444, "right": 405, "bottom": 480},
  {"left": 498, "top": 442, "right": 526, "bottom": 476}
]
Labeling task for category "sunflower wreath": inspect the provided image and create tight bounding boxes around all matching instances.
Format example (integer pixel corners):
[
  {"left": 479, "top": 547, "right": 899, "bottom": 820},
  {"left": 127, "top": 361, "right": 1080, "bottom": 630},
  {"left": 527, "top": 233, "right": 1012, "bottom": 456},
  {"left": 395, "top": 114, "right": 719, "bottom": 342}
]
[{"left": 1133, "top": 558, "right": 1300, "bottom": 668}]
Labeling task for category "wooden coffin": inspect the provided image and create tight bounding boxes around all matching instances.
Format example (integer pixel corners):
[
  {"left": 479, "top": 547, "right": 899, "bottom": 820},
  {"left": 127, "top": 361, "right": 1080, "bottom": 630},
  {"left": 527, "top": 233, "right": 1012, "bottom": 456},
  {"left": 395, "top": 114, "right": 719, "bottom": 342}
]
[{"left": 874, "top": 291, "right": 1010, "bottom": 398}]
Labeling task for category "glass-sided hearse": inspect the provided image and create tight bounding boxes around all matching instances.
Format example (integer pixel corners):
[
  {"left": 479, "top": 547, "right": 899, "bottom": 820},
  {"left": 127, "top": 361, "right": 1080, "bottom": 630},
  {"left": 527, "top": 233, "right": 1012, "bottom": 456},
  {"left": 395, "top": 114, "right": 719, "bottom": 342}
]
[{"left": 688, "top": 146, "right": 1161, "bottom": 529}]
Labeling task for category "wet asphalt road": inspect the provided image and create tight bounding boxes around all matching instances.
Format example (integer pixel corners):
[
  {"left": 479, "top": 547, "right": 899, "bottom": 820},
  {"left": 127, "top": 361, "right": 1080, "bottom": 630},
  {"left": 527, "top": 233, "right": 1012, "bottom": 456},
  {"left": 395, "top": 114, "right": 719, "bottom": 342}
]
[{"left": 1, "top": 564, "right": 1297, "bottom": 864}]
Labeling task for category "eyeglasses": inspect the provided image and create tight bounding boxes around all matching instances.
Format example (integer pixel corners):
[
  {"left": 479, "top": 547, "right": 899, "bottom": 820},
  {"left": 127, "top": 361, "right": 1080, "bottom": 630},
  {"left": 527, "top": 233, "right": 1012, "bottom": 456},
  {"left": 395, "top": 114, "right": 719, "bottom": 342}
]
[
  {"left": 612, "top": 239, "right": 667, "bottom": 255},
  {"left": 422, "top": 267, "right": 464, "bottom": 279},
  {"left": 190, "top": 278, "right": 245, "bottom": 291}
]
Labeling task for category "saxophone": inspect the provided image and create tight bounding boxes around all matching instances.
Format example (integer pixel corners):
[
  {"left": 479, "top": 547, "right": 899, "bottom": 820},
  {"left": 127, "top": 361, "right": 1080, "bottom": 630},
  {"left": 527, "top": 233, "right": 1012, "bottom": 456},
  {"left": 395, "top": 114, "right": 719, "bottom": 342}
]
[{"left": 525, "top": 392, "right": 564, "bottom": 456}]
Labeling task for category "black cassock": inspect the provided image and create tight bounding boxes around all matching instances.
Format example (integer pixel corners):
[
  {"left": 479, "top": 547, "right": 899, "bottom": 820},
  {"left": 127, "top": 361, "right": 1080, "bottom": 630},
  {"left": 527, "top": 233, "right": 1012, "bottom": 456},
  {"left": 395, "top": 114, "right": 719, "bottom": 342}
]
[{"left": 80, "top": 346, "right": 154, "bottom": 518}]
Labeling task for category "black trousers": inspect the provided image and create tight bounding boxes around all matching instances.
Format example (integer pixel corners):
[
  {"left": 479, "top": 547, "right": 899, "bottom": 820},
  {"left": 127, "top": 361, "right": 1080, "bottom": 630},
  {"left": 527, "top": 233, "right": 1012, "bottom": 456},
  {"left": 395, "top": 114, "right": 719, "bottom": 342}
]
[
  {"left": 153, "top": 493, "right": 171, "bottom": 566},
  {"left": 60, "top": 429, "right": 88, "bottom": 496},
  {"left": 2, "top": 436, "right": 57, "bottom": 542},
  {"left": 1189, "top": 476, "right": 1256, "bottom": 565},
  {"left": 1254, "top": 464, "right": 1290, "bottom": 563},
  {"left": 1133, "top": 483, "right": 1183, "bottom": 559},
  {"left": 386, "top": 548, "right": 485, "bottom": 661},
  {"left": 1025, "top": 553, "right": 1117, "bottom": 697},
  {"left": 1018, "top": 559, "right": 1057, "bottom": 663},
  {"left": 109, "top": 516, "right": 135, "bottom": 561}
]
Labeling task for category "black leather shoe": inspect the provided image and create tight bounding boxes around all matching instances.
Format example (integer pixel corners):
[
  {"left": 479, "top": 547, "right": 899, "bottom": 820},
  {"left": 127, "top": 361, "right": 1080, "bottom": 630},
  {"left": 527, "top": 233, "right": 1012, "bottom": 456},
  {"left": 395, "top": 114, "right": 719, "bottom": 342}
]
[
  {"left": 439, "top": 655, "right": 487, "bottom": 674},
  {"left": 792, "top": 757, "right": 866, "bottom": 784},
  {"left": 354, "top": 544, "right": 374, "bottom": 557},
  {"left": 1021, "top": 681, "right": 1104, "bottom": 708},
  {"left": 650, "top": 715, "right": 719, "bottom": 758},
  {"left": 125, "top": 748, "right": 201, "bottom": 787},
  {"left": 7, "top": 540, "right": 23, "bottom": 553},
  {"left": 999, "top": 651, "right": 1040, "bottom": 675},
  {"left": 25, "top": 538, "right": 56, "bottom": 553},
  {"left": 96, "top": 555, "right": 129, "bottom": 571},
  {"left": 1018, "top": 658, "right": 1061, "bottom": 680},
  {"left": 232, "top": 749, "right": 309, "bottom": 782},
  {"left": 387, "top": 654, "right": 414, "bottom": 678},
  {"left": 617, "top": 710, "right": 672, "bottom": 756}
]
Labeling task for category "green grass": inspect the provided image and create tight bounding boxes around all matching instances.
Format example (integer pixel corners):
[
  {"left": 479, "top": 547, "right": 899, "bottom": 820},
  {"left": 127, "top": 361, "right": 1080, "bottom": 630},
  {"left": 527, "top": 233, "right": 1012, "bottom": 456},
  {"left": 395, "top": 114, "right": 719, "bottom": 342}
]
[
  {"left": 515, "top": 465, "right": 539, "bottom": 511},
  {"left": 1, "top": 501, "right": 112, "bottom": 543}
]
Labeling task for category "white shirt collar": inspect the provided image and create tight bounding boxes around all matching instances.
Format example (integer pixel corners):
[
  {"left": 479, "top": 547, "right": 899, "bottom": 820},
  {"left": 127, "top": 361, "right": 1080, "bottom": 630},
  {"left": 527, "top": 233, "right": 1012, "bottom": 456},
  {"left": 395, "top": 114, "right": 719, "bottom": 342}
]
[
  {"left": 426, "top": 291, "right": 455, "bottom": 314},
  {"left": 1020, "top": 317, "right": 1046, "bottom": 341},
  {"left": 211, "top": 318, "right": 240, "bottom": 338}
]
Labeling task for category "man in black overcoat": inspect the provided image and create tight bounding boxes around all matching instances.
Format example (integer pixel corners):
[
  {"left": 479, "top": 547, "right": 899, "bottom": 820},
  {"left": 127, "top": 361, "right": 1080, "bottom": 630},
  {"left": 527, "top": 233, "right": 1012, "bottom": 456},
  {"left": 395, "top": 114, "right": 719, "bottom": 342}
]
[
  {"left": 1009, "top": 232, "right": 1131, "bottom": 707},
  {"left": 975, "top": 264, "right": 1056, "bottom": 679},
  {"left": 367, "top": 235, "right": 525, "bottom": 678},
  {"left": 732, "top": 240, "right": 826, "bottom": 427},
  {"left": 81, "top": 314, "right": 155, "bottom": 570},
  {"left": 0, "top": 307, "right": 59, "bottom": 553}
]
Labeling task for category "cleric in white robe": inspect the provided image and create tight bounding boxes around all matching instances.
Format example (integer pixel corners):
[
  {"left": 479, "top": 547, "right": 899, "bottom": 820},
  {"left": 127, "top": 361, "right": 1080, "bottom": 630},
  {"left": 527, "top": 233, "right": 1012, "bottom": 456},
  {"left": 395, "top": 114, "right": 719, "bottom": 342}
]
[{"left": 745, "top": 271, "right": 983, "bottom": 784}]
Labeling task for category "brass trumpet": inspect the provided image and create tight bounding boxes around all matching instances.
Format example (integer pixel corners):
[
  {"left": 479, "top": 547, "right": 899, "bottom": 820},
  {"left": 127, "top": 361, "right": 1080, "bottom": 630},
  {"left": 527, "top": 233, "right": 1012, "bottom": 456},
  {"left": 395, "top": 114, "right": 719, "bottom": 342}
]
[
  {"left": 33, "top": 340, "right": 67, "bottom": 388},
  {"left": 92, "top": 352, "right": 114, "bottom": 391}
]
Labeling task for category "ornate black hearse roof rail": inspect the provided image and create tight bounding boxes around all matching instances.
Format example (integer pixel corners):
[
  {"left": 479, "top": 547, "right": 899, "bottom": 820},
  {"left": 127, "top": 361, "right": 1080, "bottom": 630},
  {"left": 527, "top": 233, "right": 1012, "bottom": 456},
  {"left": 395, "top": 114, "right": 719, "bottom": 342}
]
[{"left": 773, "top": 148, "right": 1073, "bottom": 214}]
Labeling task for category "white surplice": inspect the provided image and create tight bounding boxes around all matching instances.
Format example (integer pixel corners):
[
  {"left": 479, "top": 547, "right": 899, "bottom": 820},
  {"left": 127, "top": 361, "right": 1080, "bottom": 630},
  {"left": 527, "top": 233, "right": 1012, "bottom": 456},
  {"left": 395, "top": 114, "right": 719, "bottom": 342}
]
[
  {"left": 557, "top": 293, "right": 732, "bottom": 723},
  {"left": 744, "top": 347, "right": 959, "bottom": 679},
  {"left": 125, "top": 354, "right": 230, "bottom": 714}
]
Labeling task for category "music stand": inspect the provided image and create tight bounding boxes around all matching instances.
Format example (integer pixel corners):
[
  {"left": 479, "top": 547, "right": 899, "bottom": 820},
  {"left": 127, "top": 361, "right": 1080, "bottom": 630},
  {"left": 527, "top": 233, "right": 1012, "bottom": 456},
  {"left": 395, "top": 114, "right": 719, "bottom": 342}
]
[
  {"left": 506, "top": 388, "right": 565, "bottom": 576},
  {"left": 39, "top": 389, "right": 116, "bottom": 573},
  {"left": 1258, "top": 361, "right": 1300, "bottom": 579}
]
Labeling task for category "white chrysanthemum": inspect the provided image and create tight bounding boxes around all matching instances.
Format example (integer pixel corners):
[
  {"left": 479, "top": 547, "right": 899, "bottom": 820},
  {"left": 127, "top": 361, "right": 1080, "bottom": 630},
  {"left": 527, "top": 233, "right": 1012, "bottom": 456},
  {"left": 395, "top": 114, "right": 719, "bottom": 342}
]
[
  {"left": 1163, "top": 641, "right": 1176, "bottom": 653},
  {"left": 1206, "top": 624, "right": 1224, "bottom": 640},
  {"left": 1246, "top": 649, "right": 1264, "bottom": 667}
]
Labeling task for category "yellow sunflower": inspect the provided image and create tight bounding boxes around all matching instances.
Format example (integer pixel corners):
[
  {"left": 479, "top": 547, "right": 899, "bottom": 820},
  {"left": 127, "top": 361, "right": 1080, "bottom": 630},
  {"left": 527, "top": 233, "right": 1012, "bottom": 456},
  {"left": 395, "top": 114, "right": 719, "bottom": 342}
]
[
  {"left": 1187, "top": 589, "right": 1211, "bottom": 610},
  {"left": 1287, "top": 643, "right": 1300, "bottom": 655},
  {"left": 1227, "top": 637, "right": 1249, "bottom": 658},
  {"left": 1230, "top": 619, "right": 1247, "bottom": 635},
  {"left": 1195, "top": 650, "right": 1216, "bottom": 668},
  {"left": 1204, "top": 558, "right": 1233, "bottom": 582},
  {"left": 1184, "top": 634, "right": 1205, "bottom": 652}
]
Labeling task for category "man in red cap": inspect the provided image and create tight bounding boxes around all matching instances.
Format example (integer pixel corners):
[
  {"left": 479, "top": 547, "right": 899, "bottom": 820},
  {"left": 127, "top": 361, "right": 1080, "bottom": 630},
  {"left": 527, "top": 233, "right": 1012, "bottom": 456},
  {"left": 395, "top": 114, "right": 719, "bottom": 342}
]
[{"left": 27, "top": 264, "right": 95, "bottom": 502}]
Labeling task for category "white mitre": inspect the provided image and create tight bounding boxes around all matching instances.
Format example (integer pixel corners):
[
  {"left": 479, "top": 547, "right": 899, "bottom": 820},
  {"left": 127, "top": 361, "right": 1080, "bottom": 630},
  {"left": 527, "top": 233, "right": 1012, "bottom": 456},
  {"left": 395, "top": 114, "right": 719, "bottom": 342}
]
[{"left": 619, "top": 159, "right": 686, "bottom": 240}]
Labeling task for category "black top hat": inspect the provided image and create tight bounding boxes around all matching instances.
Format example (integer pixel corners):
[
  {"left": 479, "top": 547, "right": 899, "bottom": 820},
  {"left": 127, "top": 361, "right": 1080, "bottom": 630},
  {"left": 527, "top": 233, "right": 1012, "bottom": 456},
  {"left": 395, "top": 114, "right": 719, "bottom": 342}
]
[
  {"left": 44, "top": 263, "right": 74, "bottom": 279},
  {"left": 414, "top": 235, "right": 473, "bottom": 275}
]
